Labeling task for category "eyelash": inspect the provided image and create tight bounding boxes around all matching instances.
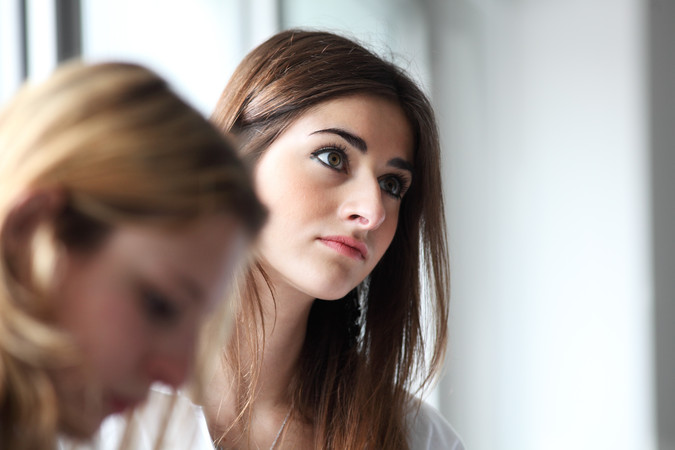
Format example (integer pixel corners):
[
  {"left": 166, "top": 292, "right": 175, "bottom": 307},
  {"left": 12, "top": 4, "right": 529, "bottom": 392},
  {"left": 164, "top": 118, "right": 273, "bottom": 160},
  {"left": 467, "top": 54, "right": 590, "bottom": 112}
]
[{"left": 310, "top": 144, "right": 411, "bottom": 199}]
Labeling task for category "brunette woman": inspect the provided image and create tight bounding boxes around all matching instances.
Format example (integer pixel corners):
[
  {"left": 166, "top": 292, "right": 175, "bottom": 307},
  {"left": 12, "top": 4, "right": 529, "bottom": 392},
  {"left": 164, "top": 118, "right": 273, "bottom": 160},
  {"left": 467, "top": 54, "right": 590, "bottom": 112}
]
[{"left": 204, "top": 29, "right": 463, "bottom": 450}]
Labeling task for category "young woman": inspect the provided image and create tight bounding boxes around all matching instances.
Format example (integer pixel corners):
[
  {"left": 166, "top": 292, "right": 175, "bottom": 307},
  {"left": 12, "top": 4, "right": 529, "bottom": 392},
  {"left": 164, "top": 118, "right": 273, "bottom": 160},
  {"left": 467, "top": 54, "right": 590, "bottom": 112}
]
[
  {"left": 205, "top": 30, "right": 463, "bottom": 449},
  {"left": 0, "top": 61, "right": 265, "bottom": 449}
]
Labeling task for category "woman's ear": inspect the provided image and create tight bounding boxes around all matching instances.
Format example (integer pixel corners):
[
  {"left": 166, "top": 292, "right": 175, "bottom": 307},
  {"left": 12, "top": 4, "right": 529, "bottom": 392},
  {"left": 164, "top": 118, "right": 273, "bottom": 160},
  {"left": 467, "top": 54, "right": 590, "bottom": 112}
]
[{"left": 1, "top": 188, "right": 66, "bottom": 280}]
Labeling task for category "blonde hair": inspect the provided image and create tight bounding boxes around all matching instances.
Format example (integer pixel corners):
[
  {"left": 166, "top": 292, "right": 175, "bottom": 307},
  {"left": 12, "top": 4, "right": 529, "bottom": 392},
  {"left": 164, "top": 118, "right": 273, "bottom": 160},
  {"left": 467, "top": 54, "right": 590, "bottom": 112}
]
[{"left": 0, "top": 61, "right": 265, "bottom": 449}]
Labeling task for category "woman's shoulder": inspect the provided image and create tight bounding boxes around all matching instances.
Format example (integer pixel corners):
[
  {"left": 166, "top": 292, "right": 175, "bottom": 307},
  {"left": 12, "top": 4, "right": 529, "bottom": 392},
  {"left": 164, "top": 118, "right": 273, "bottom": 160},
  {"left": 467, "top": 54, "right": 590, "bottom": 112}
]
[
  {"left": 406, "top": 397, "right": 465, "bottom": 450},
  {"left": 70, "top": 385, "right": 214, "bottom": 450}
]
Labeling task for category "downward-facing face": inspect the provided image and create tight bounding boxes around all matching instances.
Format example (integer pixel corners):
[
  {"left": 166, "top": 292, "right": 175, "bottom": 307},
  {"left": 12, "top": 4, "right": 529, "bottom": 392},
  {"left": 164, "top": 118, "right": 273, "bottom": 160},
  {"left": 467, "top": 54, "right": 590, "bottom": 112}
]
[
  {"left": 253, "top": 95, "right": 414, "bottom": 301},
  {"left": 50, "top": 215, "right": 246, "bottom": 437}
]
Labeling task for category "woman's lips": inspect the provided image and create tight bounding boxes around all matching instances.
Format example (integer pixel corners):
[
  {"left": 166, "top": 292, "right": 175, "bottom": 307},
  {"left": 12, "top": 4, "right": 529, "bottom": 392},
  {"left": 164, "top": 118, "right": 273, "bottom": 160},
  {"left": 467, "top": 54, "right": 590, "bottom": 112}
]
[
  {"left": 108, "top": 395, "right": 142, "bottom": 415},
  {"left": 318, "top": 236, "right": 367, "bottom": 261}
]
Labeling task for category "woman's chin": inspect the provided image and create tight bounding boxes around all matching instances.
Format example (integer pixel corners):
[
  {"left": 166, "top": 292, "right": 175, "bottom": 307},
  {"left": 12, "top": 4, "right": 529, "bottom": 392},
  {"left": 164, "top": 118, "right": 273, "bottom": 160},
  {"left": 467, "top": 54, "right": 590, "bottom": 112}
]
[{"left": 301, "top": 279, "right": 357, "bottom": 301}]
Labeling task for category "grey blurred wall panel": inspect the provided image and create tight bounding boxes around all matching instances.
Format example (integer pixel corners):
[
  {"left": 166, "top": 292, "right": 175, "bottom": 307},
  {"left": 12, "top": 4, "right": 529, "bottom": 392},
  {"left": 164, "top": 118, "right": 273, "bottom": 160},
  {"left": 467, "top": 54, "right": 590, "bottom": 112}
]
[
  {"left": 650, "top": 1, "right": 675, "bottom": 449},
  {"left": 56, "top": 0, "right": 81, "bottom": 62}
]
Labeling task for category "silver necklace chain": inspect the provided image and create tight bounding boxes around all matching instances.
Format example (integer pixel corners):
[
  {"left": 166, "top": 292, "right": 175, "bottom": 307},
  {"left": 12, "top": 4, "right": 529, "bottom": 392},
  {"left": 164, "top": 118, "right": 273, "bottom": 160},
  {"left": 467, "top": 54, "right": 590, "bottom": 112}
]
[{"left": 269, "top": 407, "right": 292, "bottom": 450}]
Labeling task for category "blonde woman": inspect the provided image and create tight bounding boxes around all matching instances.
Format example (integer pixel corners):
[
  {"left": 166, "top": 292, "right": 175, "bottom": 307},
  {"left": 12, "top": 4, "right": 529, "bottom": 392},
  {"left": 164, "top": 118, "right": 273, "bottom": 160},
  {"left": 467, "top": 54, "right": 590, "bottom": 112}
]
[{"left": 0, "top": 61, "right": 265, "bottom": 449}]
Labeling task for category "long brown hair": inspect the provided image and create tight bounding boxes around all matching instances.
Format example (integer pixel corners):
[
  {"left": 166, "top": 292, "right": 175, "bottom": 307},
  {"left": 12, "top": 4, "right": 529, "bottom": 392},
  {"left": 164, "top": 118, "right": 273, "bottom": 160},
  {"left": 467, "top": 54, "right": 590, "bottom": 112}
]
[
  {"left": 212, "top": 29, "right": 449, "bottom": 449},
  {"left": 0, "top": 61, "right": 265, "bottom": 449}
]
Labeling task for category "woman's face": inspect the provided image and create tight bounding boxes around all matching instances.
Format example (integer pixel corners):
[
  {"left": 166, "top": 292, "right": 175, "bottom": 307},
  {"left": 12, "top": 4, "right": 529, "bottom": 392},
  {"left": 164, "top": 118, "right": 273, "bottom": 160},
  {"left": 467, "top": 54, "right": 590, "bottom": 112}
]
[
  {"left": 253, "top": 95, "right": 413, "bottom": 301},
  {"left": 50, "top": 215, "right": 246, "bottom": 437}
]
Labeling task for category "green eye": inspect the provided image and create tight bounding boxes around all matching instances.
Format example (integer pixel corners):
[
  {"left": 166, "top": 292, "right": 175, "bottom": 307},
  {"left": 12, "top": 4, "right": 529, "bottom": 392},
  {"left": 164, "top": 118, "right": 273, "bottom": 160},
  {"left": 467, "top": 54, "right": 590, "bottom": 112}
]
[
  {"left": 325, "top": 152, "right": 342, "bottom": 167},
  {"left": 312, "top": 148, "right": 346, "bottom": 171},
  {"left": 379, "top": 175, "right": 410, "bottom": 199}
]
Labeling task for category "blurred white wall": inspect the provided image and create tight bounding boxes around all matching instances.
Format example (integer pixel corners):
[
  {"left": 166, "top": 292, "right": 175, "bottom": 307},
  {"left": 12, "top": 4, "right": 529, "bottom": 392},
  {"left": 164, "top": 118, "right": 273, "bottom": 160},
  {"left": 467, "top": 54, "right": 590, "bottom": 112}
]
[
  {"left": 281, "top": 0, "right": 432, "bottom": 91},
  {"left": 80, "top": 0, "right": 277, "bottom": 115},
  {"left": 0, "top": 0, "right": 58, "bottom": 103},
  {"left": 0, "top": 1, "right": 23, "bottom": 104},
  {"left": 431, "top": 1, "right": 655, "bottom": 449}
]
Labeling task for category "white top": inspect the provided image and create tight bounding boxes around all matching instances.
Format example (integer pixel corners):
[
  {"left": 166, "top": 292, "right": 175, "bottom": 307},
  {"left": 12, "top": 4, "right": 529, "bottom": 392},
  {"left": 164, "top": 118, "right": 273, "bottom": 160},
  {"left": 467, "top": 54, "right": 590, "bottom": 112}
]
[
  {"left": 59, "top": 387, "right": 464, "bottom": 450},
  {"left": 406, "top": 399, "right": 465, "bottom": 450}
]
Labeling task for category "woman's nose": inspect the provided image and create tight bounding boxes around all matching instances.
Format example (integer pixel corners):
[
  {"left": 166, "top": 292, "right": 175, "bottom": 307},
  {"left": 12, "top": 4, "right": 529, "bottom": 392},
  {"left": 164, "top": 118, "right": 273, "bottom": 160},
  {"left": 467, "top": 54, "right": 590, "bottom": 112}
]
[{"left": 339, "top": 176, "right": 386, "bottom": 230}]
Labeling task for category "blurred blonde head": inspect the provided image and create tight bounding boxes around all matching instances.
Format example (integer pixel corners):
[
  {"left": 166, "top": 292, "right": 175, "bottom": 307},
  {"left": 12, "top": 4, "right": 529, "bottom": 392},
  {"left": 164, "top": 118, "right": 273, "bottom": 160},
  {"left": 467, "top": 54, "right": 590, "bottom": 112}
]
[{"left": 0, "top": 61, "right": 265, "bottom": 449}]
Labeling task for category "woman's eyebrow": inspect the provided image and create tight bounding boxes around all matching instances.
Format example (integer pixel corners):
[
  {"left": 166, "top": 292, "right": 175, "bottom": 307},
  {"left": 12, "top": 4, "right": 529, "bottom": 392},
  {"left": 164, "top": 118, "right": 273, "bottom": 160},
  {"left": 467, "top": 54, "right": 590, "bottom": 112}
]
[
  {"left": 389, "top": 157, "right": 414, "bottom": 174},
  {"left": 310, "top": 128, "right": 367, "bottom": 152}
]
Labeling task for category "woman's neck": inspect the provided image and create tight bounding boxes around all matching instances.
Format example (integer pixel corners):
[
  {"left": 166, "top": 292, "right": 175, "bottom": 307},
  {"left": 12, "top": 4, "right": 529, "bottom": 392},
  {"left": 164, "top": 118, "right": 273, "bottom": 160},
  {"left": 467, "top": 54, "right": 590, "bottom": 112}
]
[
  {"left": 204, "top": 265, "right": 315, "bottom": 430},
  {"left": 255, "top": 273, "right": 315, "bottom": 407}
]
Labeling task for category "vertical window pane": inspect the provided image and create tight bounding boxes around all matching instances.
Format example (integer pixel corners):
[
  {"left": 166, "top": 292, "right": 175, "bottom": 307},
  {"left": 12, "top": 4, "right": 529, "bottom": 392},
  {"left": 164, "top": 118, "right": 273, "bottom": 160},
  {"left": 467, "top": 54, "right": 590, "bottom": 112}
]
[{"left": 81, "top": 0, "right": 256, "bottom": 114}]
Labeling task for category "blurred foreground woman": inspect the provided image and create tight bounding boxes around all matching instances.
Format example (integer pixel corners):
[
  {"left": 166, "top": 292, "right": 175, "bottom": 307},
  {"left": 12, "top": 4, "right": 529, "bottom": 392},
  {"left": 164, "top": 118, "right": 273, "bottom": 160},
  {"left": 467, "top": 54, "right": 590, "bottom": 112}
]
[{"left": 0, "top": 62, "right": 265, "bottom": 449}]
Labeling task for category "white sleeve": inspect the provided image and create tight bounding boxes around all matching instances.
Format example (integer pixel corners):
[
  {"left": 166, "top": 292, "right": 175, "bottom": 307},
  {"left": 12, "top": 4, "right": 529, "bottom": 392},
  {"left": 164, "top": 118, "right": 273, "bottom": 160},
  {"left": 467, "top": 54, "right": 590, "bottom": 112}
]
[{"left": 406, "top": 399, "right": 465, "bottom": 450}]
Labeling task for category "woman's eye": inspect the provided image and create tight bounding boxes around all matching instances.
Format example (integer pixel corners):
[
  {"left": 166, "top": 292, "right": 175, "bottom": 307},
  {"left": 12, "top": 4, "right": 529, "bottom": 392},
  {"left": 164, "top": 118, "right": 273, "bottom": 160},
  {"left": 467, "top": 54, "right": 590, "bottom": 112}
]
[
  {"left": 140, "top": 288, "right": 179, "bottom": 325},
  {"left": 312, "top": 148, "right": 346, "bottom": 171},
  {"left": 379, "top": 176, "right": 405, "bottom": 199}
]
